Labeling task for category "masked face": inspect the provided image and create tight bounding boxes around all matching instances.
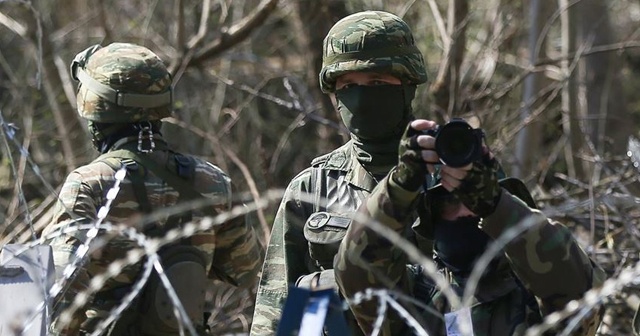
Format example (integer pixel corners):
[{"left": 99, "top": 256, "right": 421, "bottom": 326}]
[
  {"left": 335, "top": 84, "right": 416, "bottom": 142},
  {"left": 433, "top": 215, "right": 492, "bottom": 275}
]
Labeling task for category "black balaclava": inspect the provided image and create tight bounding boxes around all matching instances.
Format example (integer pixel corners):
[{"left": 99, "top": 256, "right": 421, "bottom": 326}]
[
  {"left": 88, "top": 120, "right": 162, "bottom": 153},
  {"left": 335, "top": 84, "right": 416, "bottom": 172},
  {"left": 433, "top": 215, "right": 493, "bottom": 275}
]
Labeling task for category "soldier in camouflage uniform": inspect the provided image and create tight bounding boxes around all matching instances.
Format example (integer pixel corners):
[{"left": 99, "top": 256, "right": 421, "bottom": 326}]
[
  {"left": 334, "top": 117, "right": 607, "bottom": 330},
  {"left": 250, "top": 11, "right": 428, "bottom": 335},
  {"left": 43, "top": 43, "right": 263, "bottom": 335}
]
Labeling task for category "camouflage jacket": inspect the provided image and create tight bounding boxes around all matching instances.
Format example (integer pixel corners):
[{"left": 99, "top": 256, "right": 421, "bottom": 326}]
[
  {"left": 250, "top": 141, "right": 384, "bottom": 335},
  {"left": 43, "top": 136, "right": 263, "bottom": 334},
  {"left": 335, "top": 174, "right": 606, "bottom": 336}
]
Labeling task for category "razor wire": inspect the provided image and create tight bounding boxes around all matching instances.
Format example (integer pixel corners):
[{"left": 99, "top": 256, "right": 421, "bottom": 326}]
[
  {"left": 56, "top": 192, "right": 640, "bottom": 335},
  {"left": 348, "top": 288, "right": 430, "bottom": 336},
  {"left": 0, "top": 110, "right": 36, "bottom": 241},
  {"left": 525, "top": 262, "right": 640, "bottom": 336},
  {"left": 342, "top": 259, "right": 640, "bottom": 336},
  {"left": 0, "top": 106, "right": 276, "bottom": 334},
  {"left": 1, "top": 104, "right": 639, "bottom": 335},
  {"left": 1, "top": 165, "right": 127, "bottom": 335},
  {"left": 0, "top": 172, "right": 632, "bottom": 336},
  {"left": 49, "top": 167, "right": 128, "bottom": 327},
  {"left": 47, "top": 192, "right": 276, "bottom": 335},
  {"left": 317, "top": 190, "right": 628, "bottom": 336},
  {"left": 0, "top": 109, "right": 56, "bottom": 334},
  {"left": 1, "top": 175, "right": 636, "bottom": 335},
  {"left": 1, "top": 188, "right": 279, "bottom": 335},
  {"left": 0, "top": 108, "right": 87, "bottom": 247}
]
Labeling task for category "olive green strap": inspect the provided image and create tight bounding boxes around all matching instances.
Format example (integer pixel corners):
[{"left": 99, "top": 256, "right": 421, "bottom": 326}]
[
  {"left": 97, "top": 150, "right": 201, "bottom": 202},
  {"left": 123, "top": 159, "right": 152, "bottom": 213},
  {"left": 75, "top": 67, "right": 172, "bottom": 108}
]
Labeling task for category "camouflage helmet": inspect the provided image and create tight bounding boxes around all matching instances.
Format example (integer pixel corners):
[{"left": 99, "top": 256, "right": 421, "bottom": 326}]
[
  {"left": 70, "top": 42, "right": 173, "bottom": 123},
  {"left": 320, "top": 11, "right": 428, "bottom": 93}
]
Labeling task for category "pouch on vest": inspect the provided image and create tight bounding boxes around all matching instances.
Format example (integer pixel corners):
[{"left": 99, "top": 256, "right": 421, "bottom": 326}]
[
  {"left": 137, "top": 245, "right": 208, "bottom": 335},
  {"left": 303, "top": 212, "right": 352, "bottom": 270},
  {"left": 296, "top": 269, "right": 337, "bottom": 291}
]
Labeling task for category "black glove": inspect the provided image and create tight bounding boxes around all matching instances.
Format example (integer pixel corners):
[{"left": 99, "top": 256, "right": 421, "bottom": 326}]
[
  {"left": 390, "top": 123, "right": 427, "bottom": 192},
  {"left": 451, "top": 153, "right": 502, "bottom": 217}
]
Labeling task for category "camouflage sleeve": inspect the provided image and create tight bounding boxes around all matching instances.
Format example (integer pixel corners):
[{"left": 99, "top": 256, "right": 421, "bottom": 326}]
[
  {"left": 482, "top": 190, "right": 606, "bottom": 333},
  {"left": 45, "top": 171, "right": 98, "bottom": 334},
  {"left": 45, "top": 171, "right": 98, "bottom": 236},
  {"left": 209, "top": 178, "right": 263, "bottom": 289},
  {"left": 250, "top": 171, "right": 312, "bottom": 335},
  {"left": 335, "top": 174, "right": 420, "bottom": 336}
]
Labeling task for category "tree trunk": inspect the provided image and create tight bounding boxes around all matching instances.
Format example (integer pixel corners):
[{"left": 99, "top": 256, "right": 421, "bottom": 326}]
[
  {"left": 24, "top": 1, "right": 84, "bottom": 174},
  {"left": 429, "top": 0, "right": 469, "bottom": 121},
  {"left": 292, "top": 0, "right": 348, "bottom": 151},
  {"left": 512, "top": 0, "right": 552, "bottom": 180},
  {"left": 577, "top": 0, "right": 630, "bottom": 161},
  {"left": 559, "top": 0, "right": 586, "bottom": 180}
]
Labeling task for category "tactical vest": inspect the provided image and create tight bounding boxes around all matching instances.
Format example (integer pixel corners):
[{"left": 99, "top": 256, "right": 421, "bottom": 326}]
[
  {"left": 293, "top": 145, "right": 372, "bottom": 336},
  {"left": 94, "top": 144, "right": 211, "bottom": 336},
  {"left": 301, "top": 145, "right": 370, "bottom": 273}
]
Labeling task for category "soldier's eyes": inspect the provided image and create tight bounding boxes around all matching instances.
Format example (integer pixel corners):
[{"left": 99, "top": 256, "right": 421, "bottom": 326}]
[
  {"left": 371, "top": 80, "right": 388, "bottom": 86},
  {"left": 337, "top": 81, "right": 390, "bottom": 90},
  {"left": 337, "top": 82, "right": 356, "bottom": 90}
]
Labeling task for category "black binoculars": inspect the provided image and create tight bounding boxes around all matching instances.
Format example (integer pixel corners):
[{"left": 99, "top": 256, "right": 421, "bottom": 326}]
[{"left": 420, "top": 118, "right": 485, "bottom": 168}]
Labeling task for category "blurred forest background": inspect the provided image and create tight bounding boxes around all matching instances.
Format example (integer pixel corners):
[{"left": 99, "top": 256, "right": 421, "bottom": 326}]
[{"left": 1, "top": 0, "right": 640, "bottom": 334}]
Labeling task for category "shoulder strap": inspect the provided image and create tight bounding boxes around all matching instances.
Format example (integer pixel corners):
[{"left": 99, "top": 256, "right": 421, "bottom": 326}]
[
  {"left": 99, "top": 156, "right": 152, "bottom": 213},
  {"left": 309, "top": 166, "right": 326, "bottom": 213},
  {"left": 97, "top": 149, "right": 203, "bottom": 201}
]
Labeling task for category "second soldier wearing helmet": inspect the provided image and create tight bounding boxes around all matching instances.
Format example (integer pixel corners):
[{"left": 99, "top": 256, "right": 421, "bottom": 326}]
[
  {"left": 250, "top": 11, "right": 427, "bottom": 335},
  {"left": 44, "top": 43, "right": 263, "bottom": 335},
  {"left": 324, "top": 13, "right": 607, "bottom": 336}
]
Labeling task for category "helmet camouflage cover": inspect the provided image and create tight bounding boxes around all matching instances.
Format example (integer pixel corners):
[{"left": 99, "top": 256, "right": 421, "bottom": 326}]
[
  {"left": 72, "top": 42, "right": 173, "bottom": 123},
  {"left": 320, "top": 10, "right": 428, "bottom": 93}
]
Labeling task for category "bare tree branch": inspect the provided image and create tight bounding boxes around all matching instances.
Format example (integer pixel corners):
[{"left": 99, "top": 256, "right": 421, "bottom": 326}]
[
  {"left": 187, "top": 0, "right": 212, "bottom": 49},
  {"left": 429, "top": 0, "right": 469, "bottom": 119},
  {"left": 426, "top": 0, "right": 448, "bottom": 46},
  {"left": 0, "top": 10, "right": 27, "bottom": 37},
  {"left": 98, "top": 0, "right": 112, "bottom": 43},
  {"left": 169, "top": 0, "right": 279, "bottom": 80}
]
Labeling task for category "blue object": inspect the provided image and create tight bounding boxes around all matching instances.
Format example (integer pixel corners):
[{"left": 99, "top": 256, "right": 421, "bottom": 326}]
[{"left": 277, "top": 286, "right": 351, "bottom": 336}]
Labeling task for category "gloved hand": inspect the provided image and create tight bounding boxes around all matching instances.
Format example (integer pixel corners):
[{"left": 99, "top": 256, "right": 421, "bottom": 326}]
[
  {"left": 390, "top": 122, "right": 428, "bottom": 192},
  {"left": 451, "top": 152, "right": 502, "bottom": 218}
]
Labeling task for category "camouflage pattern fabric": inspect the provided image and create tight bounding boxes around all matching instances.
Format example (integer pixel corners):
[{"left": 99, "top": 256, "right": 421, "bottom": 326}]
[
  {"left": 74, "top": 42, "right": 173, "bottom": 123},
  {"left": 391, "top": 122, "right": 428, "bottom": 192},
  {"left": 320, "top": 11, "right": 428, "bottom": 93},
  {"left": 250, "top": 142, "right": 374, "bottom": 336},
  {"left": 335, "top": 174, "right": 606, "bottom": 335},
  {"left": 451, "top": 154, "right": 502, "bottom": 218},
  {"left": 43, "top": 136, "right": 263, "bottom": 335}
]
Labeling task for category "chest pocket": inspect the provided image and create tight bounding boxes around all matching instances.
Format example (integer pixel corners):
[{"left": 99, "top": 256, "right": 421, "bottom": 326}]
[{"left": 303, "top": 212, "right": 352, "bottom": 270}]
